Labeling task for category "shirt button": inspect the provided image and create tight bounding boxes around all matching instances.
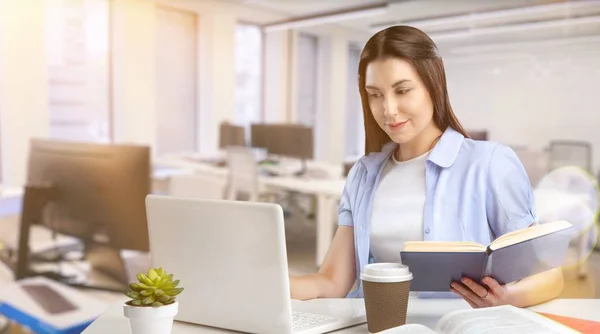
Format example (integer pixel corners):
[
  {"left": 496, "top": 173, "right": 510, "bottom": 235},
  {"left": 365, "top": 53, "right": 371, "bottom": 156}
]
[{"left": 425, "top": 228, "right": 431, "bottom": 234}]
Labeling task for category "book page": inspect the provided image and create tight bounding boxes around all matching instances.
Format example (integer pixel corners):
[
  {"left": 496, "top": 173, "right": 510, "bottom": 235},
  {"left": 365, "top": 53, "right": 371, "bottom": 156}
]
[
  {"left": 435, "top": 305, "right": 575, "bottom": 334},
  {"left": 377, "top": 324, "right": 438, "bottom": 333},
  {"left": 490, "top": 220, "right": 572, "bottom": 251},
  {"left": 402, "top": 241, "right": 486, "bottom": 253}
]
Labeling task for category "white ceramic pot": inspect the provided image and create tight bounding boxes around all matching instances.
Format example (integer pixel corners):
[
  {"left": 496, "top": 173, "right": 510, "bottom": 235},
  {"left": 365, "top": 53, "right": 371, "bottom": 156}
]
[{"left": 124, "top": 301, "right": 178, "bottom": 334}]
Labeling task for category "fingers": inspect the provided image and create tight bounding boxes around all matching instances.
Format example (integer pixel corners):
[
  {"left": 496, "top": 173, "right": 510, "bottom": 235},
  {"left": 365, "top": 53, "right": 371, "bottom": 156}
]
[
  {"left": 482, "top": 277, "right": 504, "bottom": 295},
  {"left": 450, "top": 285, "right": 478, "bottom": 308},
  {"left": 461, "top": 277, "right": 488, "bottom": 298},
  {"left": 450, "top": 281, "right": 485, "bottom": 308}
]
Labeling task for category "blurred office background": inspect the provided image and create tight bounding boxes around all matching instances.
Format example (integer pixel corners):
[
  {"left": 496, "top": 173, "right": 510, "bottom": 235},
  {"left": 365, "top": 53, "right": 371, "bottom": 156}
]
[{"left": 0, "top": 0, "right": 600, "bottom": 331}]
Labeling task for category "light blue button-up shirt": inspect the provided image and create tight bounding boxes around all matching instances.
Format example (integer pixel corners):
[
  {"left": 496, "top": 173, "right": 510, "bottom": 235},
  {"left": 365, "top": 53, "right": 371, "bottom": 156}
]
[{"left": 339, "top": 127, "right": 537, "bottom": 298}]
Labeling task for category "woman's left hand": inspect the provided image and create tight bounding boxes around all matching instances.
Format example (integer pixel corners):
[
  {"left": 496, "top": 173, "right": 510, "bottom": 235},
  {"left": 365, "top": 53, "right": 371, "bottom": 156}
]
[{"left": 450, "top": 276, "right": 510, "bottom": 308}]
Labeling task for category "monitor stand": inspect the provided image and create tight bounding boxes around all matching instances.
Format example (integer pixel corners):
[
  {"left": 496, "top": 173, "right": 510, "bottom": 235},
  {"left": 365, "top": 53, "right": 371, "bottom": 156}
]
[{"left": 9, "top": 184, "right": 129, "bottom": 293}]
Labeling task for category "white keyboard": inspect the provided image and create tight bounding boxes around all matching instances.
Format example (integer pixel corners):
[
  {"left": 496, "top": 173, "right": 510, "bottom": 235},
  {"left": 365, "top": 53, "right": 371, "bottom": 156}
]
[{"left": 292, "top": 311, "right": 337, "bottom": 331}]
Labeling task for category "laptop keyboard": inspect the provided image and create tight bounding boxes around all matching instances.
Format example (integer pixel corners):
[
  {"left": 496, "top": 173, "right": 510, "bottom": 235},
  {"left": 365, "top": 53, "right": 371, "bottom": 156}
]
[{"left": 292, "top": 311, "right": 337, "bottom": 331}]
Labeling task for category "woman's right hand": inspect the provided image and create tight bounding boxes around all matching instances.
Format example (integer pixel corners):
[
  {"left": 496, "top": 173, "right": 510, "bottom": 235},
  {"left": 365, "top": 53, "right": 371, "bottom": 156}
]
[{"left": 289, "top": 226, "right": 356, "bottom": 300}]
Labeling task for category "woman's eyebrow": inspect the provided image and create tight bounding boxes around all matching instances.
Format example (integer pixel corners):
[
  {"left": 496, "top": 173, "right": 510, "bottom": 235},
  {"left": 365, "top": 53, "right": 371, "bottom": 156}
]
[
  {"left": 392, "top": 79, "right": 411, "bottom": 88},
  {"left": 365, "top": 79, "right": 412, "bottom": 90}
]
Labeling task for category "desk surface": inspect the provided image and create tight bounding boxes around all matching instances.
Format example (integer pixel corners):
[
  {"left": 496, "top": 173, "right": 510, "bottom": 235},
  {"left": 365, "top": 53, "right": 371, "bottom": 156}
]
[{"left": 82, "top": 297, "right": 600, "bottom": 333}]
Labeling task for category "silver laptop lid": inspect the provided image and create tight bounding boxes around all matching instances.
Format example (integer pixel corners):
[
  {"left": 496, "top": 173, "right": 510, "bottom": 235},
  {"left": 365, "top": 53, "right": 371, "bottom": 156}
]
[{"left": 145, "top": 195, "right": 293, "bottom": 333}]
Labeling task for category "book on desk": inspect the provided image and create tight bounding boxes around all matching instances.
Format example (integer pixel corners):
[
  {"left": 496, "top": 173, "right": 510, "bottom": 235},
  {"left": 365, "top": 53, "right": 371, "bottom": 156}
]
[
  {"left": 400, "top": 220, "right": 574, "bottom": 292},
  {"left": 377, "top": 304, "right": 577, "bottom": 333}
]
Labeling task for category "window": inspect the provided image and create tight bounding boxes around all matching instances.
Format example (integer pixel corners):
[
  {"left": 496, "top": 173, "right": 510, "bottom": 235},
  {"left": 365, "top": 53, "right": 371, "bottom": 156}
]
[
  {"left": 235, "top": 23, "right": 262, "bottom": 131},
  {"left": 46, "top": 0, "right": 110, "bottom": 143},
  {"left": 345, "top": 44, "right": 364, "bottom": 158},
  {"left": 296, "top": 33, "right": 319, "bottom": 127}
]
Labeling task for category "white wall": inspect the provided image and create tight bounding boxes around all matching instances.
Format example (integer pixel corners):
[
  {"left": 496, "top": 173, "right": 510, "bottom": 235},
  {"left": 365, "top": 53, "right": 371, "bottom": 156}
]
[
  {"left": 111, "top": 0, "right": 158, "bottom": 154},
  {"left": 263, "top": 30, "right": 292, "bottom": 123},
  {"left": 197, "top": 11, "right": 237, "bottom": 154},
  {"left": 0, "top": 0, "right": 49, "bottom": 186},
  {"left": 155, "top": 5, "right": 198, "bottom": 155},
  {"left": 315, "top": 33, "right": 349, "bottom": 164},
  {"left": 443, "top": 45, "right": 600, "bottom": 172}
]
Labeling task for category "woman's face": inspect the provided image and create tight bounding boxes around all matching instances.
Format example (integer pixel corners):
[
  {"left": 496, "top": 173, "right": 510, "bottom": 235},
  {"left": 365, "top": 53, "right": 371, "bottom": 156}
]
[{"left": 365, "top": 57, "right": 437, "bottom": 145}]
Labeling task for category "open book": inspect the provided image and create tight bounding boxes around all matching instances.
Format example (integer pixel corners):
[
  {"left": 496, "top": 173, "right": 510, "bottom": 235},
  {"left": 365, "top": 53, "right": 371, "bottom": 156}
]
[
  {"left": 400, "top": 221, "right": 573, "bottom": 291},
  {"left": 378, "top": 305, "right": 576, "bottom": 333}
]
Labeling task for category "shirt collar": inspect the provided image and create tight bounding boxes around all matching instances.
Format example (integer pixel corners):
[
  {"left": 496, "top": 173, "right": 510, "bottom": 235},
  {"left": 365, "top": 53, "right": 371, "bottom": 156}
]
[
  {"left": 362, "top": 127, "right": 465, "bottom": 175},
  {"left": 427, "top": 127, "right": 465, "bottom": 168}
]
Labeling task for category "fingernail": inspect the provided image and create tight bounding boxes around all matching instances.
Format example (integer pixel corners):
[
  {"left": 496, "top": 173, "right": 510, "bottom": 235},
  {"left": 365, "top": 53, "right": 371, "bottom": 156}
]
[
  {"left": 462, "top": 278, "right": 468, "bottom": 283},
  {"left": 450, "top": 282, "right": 456, "bottom": 288}
]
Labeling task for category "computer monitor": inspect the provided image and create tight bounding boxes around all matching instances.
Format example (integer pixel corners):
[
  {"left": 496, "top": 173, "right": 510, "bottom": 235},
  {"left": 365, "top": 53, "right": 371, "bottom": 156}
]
[
  {"left": 250, "top": 124, "right": 314, "bottom": 175},
  {"left": 219, "top": 122, "right": 246, "bottom": 149},
  {"left": 250, "top": 123, "right": 314, "bottom": 160},
  {"left": 14, "top": 139, "right": 151, "bottom": 291},
  {"left": 250, "top": 124, "right": 269, "bottom": 149}
]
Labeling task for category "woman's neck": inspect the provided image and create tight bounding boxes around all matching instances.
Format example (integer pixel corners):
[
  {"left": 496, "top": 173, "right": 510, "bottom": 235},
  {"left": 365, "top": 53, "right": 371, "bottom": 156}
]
[{"left": 395, "top": 126, "right": 443, "bottom": 162}]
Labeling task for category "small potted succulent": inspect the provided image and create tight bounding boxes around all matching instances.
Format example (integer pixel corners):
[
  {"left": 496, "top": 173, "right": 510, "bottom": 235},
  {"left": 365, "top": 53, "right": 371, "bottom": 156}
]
[{"left": 123, "top": 267, "right": 184, "bottom": 334}]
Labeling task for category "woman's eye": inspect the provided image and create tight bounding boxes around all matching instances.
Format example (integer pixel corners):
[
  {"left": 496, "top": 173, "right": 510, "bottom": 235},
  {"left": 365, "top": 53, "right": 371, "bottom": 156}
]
[
  {"left": 368, "top": 92, "right": 382, "bottom": 98},
  {"left": 396, "top": 89, "right": 410, "bottom": 95}
]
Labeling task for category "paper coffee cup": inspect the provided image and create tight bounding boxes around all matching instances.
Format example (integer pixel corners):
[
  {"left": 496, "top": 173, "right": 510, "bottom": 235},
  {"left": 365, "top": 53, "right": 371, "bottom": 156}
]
[{"left": 360, "top": 263, "right": 413, "bottom": 333}]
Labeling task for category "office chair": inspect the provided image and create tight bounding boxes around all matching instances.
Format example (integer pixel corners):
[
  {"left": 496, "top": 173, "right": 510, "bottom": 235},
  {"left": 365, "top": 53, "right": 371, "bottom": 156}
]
[
  {"left": 548, "top": 140, "right": 592, "bottom": 172},
  {"left": 224, "top": 147, "right": 278, "bottom": 202},
  {"left": 535, "top": 166, "right": 599, "bottom": 278}
]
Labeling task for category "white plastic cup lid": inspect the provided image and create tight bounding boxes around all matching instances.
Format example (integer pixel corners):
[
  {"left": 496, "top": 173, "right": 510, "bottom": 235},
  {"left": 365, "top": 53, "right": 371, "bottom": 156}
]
[{"left": 360, "top": 263, "right": 413, "bottom": 283}]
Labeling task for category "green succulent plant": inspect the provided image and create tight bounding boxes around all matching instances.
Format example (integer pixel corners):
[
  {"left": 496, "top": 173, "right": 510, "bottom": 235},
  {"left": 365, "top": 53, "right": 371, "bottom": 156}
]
[{"left": 125, "top": 267, "right": 184, "bottom": 307}]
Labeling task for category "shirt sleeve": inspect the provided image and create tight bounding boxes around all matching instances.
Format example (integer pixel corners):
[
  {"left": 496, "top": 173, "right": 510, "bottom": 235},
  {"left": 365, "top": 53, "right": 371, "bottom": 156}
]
[
  {"left": 338, "top": 161, "right": 362, "bottom": 227},
  {"left": 486, "top": 144, "right": 538, "bottom": 237}
]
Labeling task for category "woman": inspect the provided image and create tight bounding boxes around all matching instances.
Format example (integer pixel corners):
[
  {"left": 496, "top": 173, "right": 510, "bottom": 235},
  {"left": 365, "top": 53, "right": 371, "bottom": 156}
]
[{"left": 290, "top": 26, "right": 564, "bottom": 308}]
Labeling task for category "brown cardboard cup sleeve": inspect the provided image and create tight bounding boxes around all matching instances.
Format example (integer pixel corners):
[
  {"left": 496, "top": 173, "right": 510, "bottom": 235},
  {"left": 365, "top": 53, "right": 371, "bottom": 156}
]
[{"left": 360, "top": 263, "right": 413, "bottom": 333}]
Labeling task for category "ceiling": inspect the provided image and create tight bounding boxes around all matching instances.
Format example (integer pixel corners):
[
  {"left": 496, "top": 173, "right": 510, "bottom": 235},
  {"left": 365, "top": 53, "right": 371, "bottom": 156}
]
[{"left": 223, "top": 0, "right": 600, "bottom": 47}]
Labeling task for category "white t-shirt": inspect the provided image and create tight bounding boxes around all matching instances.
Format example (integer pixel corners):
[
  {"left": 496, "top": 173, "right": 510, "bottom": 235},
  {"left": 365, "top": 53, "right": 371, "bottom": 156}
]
[{"left": 369, "top": 151, "right": 428, "bottom": 264}]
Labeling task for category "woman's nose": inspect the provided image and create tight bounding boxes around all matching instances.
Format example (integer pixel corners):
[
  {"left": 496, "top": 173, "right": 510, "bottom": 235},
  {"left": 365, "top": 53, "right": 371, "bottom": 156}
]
[{"left": 383, "top": 97, "right": 398, "bottom": 117}]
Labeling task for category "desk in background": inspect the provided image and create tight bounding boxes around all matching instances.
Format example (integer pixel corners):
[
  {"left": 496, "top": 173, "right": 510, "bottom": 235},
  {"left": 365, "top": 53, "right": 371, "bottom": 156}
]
[
  {"left": 155, "top": 154, "right": 347, "bottom": 266},
  {"left": 82, "top": 297, "right": 600, "bottom": 333}
]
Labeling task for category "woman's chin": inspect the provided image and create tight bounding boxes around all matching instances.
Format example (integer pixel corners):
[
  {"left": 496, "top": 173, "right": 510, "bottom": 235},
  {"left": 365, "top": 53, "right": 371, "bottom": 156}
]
[{"left": 388, "top": 132, "right": 414, "bottom": 145}]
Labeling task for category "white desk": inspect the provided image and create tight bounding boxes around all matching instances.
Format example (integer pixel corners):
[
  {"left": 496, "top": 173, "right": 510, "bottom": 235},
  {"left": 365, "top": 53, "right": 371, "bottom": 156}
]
[
  {"left": 82, "top": 297, "right": 600, "bottom": 333},
  {"left": 155, "top": 154, "right": 347, "bottom": 266}
]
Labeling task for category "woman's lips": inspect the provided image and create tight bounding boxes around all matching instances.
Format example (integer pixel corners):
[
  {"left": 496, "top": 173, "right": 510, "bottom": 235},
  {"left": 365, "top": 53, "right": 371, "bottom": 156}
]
[{"left": 386, "top": 120, "right": 409, "bottom": 130}]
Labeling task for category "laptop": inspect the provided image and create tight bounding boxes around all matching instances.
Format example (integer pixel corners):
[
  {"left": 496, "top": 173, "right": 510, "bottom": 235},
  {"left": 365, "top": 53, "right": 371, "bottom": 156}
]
[{"left": 145, "top": 195, "right": 366, "bottom": 334}]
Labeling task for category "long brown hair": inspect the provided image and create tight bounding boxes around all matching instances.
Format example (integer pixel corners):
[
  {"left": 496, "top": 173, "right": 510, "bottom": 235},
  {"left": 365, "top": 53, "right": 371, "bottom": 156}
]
[{"left": 359, "top": 25, "right": 468, "bottom": 155}]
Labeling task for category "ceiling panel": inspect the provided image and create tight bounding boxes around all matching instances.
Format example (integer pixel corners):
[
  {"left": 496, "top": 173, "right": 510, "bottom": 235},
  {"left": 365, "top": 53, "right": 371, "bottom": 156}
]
[
  {"left": 226, "top": 0, "right": 385, "bottom": 17},
  {"left": 339, "top": 0, "right": 566, "bottom": 32}
]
